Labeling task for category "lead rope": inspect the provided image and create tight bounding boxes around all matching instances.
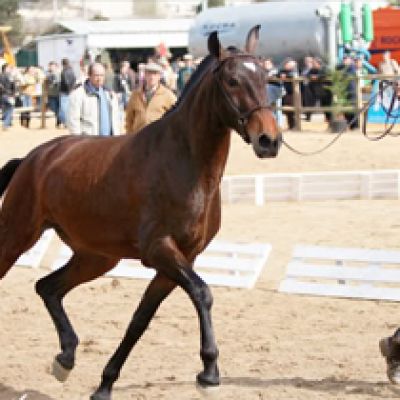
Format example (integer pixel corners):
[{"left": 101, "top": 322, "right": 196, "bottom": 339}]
[{"left": 282, "top": 81, "right": 397, "bottom": 156}]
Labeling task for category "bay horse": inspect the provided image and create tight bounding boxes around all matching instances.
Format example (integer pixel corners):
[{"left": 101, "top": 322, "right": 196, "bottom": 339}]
[{"left": 0, "top": 27, "right": 281, "bottom": 399}]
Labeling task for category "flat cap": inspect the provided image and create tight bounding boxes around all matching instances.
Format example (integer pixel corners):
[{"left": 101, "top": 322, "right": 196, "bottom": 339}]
[{"left": 145, "top": 62, "right": 163, "bottom": 73}]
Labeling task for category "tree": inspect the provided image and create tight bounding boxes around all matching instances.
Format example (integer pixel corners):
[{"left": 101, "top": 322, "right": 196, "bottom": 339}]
[
  {"left": 0, "top": 0, "right": 22, "bottom": 46},
  {"left": 208, "top": 0, "right": 225, "bottom": 7},
  {"left": 196, "top": 0, "right": 225, "bottom": 13}
]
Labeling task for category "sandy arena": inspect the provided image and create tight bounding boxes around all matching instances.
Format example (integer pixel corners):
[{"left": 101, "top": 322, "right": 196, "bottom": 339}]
[{"left": 1, "top": 120, "right": 400, "bottom": 400}]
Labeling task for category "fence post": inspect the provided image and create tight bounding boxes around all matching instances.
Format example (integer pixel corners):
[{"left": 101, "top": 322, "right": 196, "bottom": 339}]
[
  {"left": 41, "top": 80, "right": 48, "bottom": 129},
  {"left": 355, "top": 73, "right": 363, "bottom": 131},
  {"left": 255, "top": 175, "right": 264, "bottom": 206},
  {"left": 293, "top": 77, "right": 302, "bottom": 131}
]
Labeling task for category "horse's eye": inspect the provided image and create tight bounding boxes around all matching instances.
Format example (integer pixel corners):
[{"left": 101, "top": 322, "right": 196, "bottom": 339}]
[{"left": 227, "top": 77, "right": 239, "bottom": 87}]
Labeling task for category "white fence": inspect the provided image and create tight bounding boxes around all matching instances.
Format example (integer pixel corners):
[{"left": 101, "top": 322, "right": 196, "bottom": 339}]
[
  {"left": 280, "top": 244, "right": 400, "bottom": 302},
  {"left": 221, "top": 170, "right": 400, "bottom": 205},
  {"left": 52, "top": 240, "right": 271, "bottom": 289},
  {"left": 15, "top": 229, "right": 55, "bottom": 269}
]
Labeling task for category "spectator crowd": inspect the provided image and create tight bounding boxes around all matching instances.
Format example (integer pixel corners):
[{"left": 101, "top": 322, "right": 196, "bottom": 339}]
[{"left": 0, "top": 49, "right": 399, "bottom": 133}]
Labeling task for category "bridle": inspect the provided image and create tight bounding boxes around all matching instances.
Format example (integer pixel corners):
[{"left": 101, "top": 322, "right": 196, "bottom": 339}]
[{"left": 213, "top": 54, "right": 272, "bottom": 143}]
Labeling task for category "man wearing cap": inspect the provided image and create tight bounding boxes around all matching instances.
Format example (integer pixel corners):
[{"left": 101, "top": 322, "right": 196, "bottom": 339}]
[
  {"left": 125, "top": 61, "right": 176, "bottom": 135},
  {"left": 67, "top": 62, "right": 120, "bottom": 135}
]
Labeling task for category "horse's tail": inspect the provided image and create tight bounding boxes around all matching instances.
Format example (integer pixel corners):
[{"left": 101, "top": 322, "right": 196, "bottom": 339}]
[{"left": 0, "top": 158, "right": 23, "bottom": 197}]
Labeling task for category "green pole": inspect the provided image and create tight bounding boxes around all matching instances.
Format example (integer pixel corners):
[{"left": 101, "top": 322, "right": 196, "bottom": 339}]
[
  {"left": 340, "top": 2, "right": 353, "bottom": 43},
  {"left": 362, "top": 3, "right": 374, "bottom": 42}
]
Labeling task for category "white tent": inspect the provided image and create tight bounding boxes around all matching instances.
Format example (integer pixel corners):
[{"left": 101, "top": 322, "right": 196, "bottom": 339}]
[
  {"left": 55, "top": 19, "right": 192, "bottom": 49},
  {"left": 35, "top": 18, "right": 193, "bottom": 73}
]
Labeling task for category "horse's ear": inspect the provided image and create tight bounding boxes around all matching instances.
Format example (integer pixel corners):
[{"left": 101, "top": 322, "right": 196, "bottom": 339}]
[
  {"left": 245, "top": 25, "right": 261, "bottom": 54},
  {"left": 208, "top": 31, "right": 223, "bottom": 58}
]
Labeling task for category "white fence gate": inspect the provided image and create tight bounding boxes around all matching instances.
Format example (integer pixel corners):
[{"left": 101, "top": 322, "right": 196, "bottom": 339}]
[
  {"left": 52, "top": 240, "right": 271, "bottom": 289},
  {"left": 280, "top": 244, "right": 400, "bottom": 301}
]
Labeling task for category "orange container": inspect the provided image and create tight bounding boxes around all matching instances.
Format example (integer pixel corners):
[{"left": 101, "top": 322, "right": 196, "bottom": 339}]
[{"left": 369, "top": 7, "right": 400, "bottom": 68}]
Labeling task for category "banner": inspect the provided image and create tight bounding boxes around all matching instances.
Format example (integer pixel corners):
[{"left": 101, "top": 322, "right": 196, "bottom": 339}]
[{"left": 367, "top": 80, "right": 400, "bottom": 124}]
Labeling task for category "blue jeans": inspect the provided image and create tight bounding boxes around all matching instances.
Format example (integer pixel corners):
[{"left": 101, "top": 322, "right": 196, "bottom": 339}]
[
  {"left": 22, "top": 94, "right": 32, "bottom": 108},
  {"left": 20, "top": 95, "right": 32, "bottom": 126},
  {"left": 48, "top": 96, "right": 60, "bottom": 125},
  {"left": 59, "top": 93, "right": 69, "bottom": 125},
  {"left": 1, "top": 97, "right": 14, "bottom": 128}
]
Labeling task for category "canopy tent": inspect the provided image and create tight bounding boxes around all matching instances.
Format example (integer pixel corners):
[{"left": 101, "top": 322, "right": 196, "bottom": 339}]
[
  {"left": 35, "top": 18, "right": 193, "bottom": 72},
  {"left": 48, "top": 19, "right": 192, "bottom": 49}
]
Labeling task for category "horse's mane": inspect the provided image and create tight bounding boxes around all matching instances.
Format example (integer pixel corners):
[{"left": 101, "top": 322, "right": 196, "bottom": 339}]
[
  {"left": 165, "top": 47, "right": 244, "bottom": 116},
  {"left": 165, "top": 54, "right": 216, "bottom": 115}
]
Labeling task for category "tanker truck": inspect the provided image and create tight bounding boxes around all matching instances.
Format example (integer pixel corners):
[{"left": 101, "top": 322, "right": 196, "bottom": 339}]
[{"left": 188, "top": 1, "right": 387, "bottom": 68}]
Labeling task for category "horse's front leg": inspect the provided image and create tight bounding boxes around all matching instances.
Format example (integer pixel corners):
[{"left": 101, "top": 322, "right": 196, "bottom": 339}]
[
  {"left": 147, "top": 236, "right": 220, "bottom": 387},
  {"left": 91, "top": 272, "right": 176, "bottom": 400}
]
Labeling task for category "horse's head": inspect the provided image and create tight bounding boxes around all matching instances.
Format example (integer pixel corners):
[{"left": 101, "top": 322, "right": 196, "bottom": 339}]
[{"left": 208, "top": 26, "right": 282, "bottom": 158}]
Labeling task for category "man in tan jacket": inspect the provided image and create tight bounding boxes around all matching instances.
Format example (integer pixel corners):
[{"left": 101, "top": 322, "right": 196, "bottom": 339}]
[{"left": 125, "top": 62, "right": 176, "bottom": 135}]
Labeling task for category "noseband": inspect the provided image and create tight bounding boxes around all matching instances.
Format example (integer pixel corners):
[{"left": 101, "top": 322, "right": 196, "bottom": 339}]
[{"left": 213, "top": 55, "right": 270, "bottom": 143}]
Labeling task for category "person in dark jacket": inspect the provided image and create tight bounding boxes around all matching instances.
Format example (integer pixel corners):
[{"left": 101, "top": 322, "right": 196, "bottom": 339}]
[
  {"left": 59, "top": 58, "right": 76, "bottom": 128},
  {"left": 0, "top": 63, "right": 16, "bottom": 130},
  {"left": 307, "top": 57, "right": 332, "bottom": 123},
  {"left": 114, "top": 61, "right": 136, "bottom": 108},
  {"left": 301, "top": 56, "right": 314, "bottom": 121},
  {"left": 113, "top": 60, "right": 136, "bottom": 122},
  {"left": 46, "top": 61, "right": 61, "bottom": 127},
  {"left": 278, "top": 58, "right": 298, "bottom": 130},
  {"left": 337, "top": 55, "right": 358, "bottom": 129}
]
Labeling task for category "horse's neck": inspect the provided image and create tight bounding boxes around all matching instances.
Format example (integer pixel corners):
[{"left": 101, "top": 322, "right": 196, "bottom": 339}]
[{"left": 178, "top": 75, "right": 231, "bottom": 189}]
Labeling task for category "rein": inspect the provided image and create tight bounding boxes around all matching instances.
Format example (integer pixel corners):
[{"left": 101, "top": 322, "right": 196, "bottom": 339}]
[
  {"left": 282, "top": 80, "right": 399, "bottom": 156},
  {"left": 362, "top": 80, "right": 400, "bottom": 141},
  {"left": 213, "top": 55, "right": 271, "bottom": 143}
]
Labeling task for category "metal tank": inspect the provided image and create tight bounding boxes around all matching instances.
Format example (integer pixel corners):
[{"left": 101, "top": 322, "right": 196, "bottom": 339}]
[{"left": 188, "top": 1, "right": 386, "bottom": 67}]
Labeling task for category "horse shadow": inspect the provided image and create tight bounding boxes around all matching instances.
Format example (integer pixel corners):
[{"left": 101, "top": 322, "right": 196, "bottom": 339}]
[
  {"left": 114, "top": 375, "right": 400, "bottom": 398},
  {"left": 224, "top": 376, "right": 400, "bottom": 398},
  {"left": 0, "top": 383, "right": 55, "bottom": 400}
]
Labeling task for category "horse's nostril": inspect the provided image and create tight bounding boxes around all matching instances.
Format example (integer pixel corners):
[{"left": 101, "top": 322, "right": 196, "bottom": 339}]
[{"left": 258, "top": 134, "right": 271, "bottom": 149}]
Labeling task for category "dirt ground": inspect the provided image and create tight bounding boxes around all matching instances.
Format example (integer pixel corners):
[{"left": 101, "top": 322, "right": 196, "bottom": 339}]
[{"left": 2, "top": 119, "right": 400, "bottom": 400}]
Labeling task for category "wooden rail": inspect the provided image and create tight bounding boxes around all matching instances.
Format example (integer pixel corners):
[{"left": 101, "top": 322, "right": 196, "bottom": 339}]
[
  {"left": 266, "top": 73, "right": 399, "bottom": 131},
  {"left": 2, "top": 74, "right": 398, "bottom": 131}
]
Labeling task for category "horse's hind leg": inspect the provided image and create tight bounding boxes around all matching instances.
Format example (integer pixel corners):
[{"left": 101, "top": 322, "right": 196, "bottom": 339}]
[
  {"left": 91, "top": 273, "right": 176, "bottom": 400},
  {"left": 380, "top": 329, "right": 400, "bottom": 384},
  {"left": 35, "top": 252, "right": 118, "bottom": 382},
  {"left": 0, "top": 217, "right": 41, "bottom": 280}
]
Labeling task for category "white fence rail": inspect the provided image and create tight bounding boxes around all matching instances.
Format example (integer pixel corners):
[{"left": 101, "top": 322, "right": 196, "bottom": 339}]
[
  {"left": 52, "top": 240, "right": 271, "bottom": 289},
  {"left": 15, "top": 229, "right": 55, "bottom": 269},
  {"left": 221, "top": 170, "right": 400, "bottom": 205},
  {"left": 280, "top": 244, "right": 400, "bottom": 302}
]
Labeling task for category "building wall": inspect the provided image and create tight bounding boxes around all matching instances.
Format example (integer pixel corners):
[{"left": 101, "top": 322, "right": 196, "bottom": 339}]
[{"left": 19, "top": 0, "right": 257, "bottom": 43}]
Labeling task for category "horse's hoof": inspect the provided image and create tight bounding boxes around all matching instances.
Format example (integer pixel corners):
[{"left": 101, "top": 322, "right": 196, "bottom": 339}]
[
  {"left": 380, "top": 337, "right": 391, "bottom": 358},
  {"left": 380, "top": 337, "right": 400, "bottom": 384},
  {"left": 90, "top": 389, "right": 110, "bottom": 400},
  {"left": 196, "top": 382, "right": 220, "bottom": 398},
  {"left": 196, "top": 370, "right": 220, "bottom": 387},
  {"left": 51, "top": 358, "right": 72, "bottom": 382}
]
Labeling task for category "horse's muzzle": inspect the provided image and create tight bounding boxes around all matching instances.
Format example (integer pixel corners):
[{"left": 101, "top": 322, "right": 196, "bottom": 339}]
[{"left": 252, "top": 132, "right": 282, "bottom": 158}]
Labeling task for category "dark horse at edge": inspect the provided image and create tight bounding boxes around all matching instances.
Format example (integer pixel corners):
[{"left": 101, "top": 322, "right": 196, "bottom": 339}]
[{"left": 0, "top": 27, "right": 281, "bottom": 399}]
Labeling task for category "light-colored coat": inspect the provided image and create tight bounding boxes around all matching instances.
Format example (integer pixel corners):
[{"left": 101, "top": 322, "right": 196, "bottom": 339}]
[
  {"left": 378, "top": 59, "right": 400, "bottom": 75},
  {"left": 125, "top": 84, "right": 176, "bottom": 135},
  {"left": 68, "top": 81, "right": 121, "bottom": 135}
]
